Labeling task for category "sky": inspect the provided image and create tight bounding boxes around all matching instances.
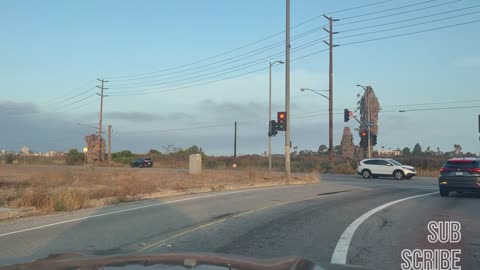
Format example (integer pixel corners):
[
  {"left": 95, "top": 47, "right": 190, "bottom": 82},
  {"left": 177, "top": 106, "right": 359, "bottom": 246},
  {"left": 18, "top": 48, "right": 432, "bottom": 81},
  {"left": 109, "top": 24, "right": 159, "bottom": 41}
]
[{"left": 1, "top": 0, "right": 479, "bottom": 155}]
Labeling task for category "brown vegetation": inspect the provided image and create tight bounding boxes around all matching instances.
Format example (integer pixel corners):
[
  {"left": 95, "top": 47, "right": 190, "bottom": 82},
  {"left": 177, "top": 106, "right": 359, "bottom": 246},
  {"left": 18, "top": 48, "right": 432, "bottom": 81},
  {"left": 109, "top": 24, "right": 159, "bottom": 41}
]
[{"left": 0, "top": 165, "right": 317, "bottom": 214}]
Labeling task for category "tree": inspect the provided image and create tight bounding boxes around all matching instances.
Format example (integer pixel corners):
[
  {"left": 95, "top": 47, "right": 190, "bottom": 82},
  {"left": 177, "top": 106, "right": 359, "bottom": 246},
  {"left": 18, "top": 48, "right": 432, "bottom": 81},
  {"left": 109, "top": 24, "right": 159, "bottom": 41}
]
[
  {"left": 148, "top": 149, "right": 161, "bottom": 155},
  {"left": 412, "top": 143, "right": 422, "bottom": 155},
  {"left": 402, "top": 147, "right": 411, "bottom": 156},
  {"left": 5, "top": 153, "right": 16, "bottom": 164},
  {"left": 358, "top": 86, "right": 380, "bottom": 157},
  {"left": 67, "top": 149, "right": 85, "bottom": 165},
  {"left": 317, "top": 144, "right": 327, "bottom": 155},
  {"left": 453, "top": 144, "right": 462, "bottom": 156},
  {"left": 334, "top": 145, "right": 342, "bottom": 155},
  {"left": 340, "top": 127, "right": 355, "bottom": 160}
]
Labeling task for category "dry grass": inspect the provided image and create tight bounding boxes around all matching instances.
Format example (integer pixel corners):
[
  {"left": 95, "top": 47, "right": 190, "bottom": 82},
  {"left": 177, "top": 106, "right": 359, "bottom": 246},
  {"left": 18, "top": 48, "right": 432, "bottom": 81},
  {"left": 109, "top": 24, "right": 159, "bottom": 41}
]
[
  {"left": 416, "top": 168, "right": 440, "bottom": 177},
  {"left": 0, "top": 165, "right": 316, "bottom": 214}
]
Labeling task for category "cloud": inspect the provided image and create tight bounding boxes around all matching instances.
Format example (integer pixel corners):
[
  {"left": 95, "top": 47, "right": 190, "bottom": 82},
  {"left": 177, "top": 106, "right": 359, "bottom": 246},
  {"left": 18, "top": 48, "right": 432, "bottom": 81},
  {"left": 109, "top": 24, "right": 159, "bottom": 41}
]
[
  {"left": 0, "top": 101, "right": 39, "bottom": 114},
  {"left": 104, "top": 111, "right": 161, "bottom": 122}
]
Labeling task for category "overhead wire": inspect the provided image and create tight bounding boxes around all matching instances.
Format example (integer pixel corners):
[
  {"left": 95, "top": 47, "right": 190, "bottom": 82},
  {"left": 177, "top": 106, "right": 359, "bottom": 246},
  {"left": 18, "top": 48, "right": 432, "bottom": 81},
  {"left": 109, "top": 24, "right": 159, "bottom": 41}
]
[
  {"left": 335, "top": 0, "right": 463, "bottom": 27},
  {"left": 104, "top": 0, "right": 398, "bottom": 80}
]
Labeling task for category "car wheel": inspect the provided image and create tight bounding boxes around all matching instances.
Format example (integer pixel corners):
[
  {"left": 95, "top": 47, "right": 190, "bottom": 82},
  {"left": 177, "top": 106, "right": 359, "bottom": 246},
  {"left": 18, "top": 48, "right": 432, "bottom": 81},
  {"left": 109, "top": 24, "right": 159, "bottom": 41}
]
[
  {"left": 361, "top": 169, "right": 371, "bottom": 179},
  {"left": 393, "top": 170, "right": 404, "bottom": 180},
  {"left": 440, "top": 189, "right": 449, "bottom": 197}
]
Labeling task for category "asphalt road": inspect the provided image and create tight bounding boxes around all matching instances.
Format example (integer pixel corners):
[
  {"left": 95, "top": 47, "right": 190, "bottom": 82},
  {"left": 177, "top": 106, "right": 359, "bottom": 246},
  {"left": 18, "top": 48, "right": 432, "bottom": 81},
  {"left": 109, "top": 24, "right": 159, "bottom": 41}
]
[{"left": 1, "top": 174, "right": 479, "bottom": 269}]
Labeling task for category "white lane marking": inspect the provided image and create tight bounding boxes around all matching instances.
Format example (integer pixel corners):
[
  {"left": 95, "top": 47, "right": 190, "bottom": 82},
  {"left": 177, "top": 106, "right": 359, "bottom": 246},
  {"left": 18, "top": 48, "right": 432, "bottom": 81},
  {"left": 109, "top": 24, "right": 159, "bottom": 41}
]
[
  {"left": 330, "top": 191, "right": 437, "bottom": 265},
  {"left": 338, "top": 182, "right": 437, "bottom": 190},
  {"left": 0, "top": 186, "right": 286, "bottom": 238}
]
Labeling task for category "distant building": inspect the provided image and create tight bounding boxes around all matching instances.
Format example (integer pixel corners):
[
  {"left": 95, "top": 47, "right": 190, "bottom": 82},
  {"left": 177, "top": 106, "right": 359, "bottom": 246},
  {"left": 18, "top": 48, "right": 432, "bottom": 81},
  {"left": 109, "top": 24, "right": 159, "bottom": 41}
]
[
  {"left": 20, "top": 146, "right": 32, "bottom": 156},
  {"left": 377, "top": 149, "right": 401, "bottom": 157}
]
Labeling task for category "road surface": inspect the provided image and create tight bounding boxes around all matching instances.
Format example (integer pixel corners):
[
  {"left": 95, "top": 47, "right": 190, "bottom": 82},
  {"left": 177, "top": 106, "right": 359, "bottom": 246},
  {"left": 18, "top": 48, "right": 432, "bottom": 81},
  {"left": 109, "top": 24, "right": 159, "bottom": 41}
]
[{"left": 1, "top": 174, "right": 479, "bottom": 269}]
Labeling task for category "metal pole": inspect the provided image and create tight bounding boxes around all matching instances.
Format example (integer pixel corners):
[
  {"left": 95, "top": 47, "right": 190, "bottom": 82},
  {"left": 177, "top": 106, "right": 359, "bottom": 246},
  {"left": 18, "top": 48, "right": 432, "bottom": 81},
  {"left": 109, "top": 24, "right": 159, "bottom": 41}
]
[
  {"left": 108, "top": 124, "right": 112, "bottom": 165},
  {"left": 285, "top": 0, "right": 291, "bottom": 178},
  {"left": 268, "top": 62, "right": 272, "bottom": 173},
  {"left": 234, "top": 121, "right": 237, "bottom": 166},
  {"left": 367, "top": 89, "right": 371, "bottom": 158}
]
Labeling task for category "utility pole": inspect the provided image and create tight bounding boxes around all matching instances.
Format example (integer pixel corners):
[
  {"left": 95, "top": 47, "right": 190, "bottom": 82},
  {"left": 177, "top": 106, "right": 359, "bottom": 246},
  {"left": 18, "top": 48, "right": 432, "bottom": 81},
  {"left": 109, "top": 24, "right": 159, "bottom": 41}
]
[
  {"left": 285, "top": 0, "right": 291, "bottom": 178},
  {"left": 367, "top": 88, "right": 371, "bottom": 159},
  {"left": 233, "top": 121, "right": 237, "bottom": 168},
  {"left": 323, "top": 15, "right": 339, "bottom": 167},
  {"left": 96, "top": 78, "right": 108, "bottom": 162},
  {"left": 108, "top": 124, "right": 112, "bottom": 165}
]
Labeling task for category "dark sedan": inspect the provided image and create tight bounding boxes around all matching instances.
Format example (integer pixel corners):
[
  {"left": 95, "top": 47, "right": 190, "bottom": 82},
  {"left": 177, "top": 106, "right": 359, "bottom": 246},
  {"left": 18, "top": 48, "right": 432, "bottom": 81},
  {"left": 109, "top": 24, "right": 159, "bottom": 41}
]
[{"left": 130, "top": 158, "right": 153, "bottom": 168}]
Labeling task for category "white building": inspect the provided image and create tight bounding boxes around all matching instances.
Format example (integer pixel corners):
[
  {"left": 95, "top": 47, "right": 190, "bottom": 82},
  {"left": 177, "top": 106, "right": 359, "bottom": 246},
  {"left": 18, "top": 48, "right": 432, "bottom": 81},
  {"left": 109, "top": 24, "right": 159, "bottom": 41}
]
[{"left": 377, "top": 149, "right": 401, "bottom": 157}]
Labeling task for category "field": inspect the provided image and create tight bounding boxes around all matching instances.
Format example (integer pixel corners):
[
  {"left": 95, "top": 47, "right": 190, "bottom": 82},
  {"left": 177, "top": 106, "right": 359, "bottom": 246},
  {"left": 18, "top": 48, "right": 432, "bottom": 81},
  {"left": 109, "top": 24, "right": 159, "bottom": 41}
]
[{"left": 0, "top": 165, "right": 318, "bottom": 214}]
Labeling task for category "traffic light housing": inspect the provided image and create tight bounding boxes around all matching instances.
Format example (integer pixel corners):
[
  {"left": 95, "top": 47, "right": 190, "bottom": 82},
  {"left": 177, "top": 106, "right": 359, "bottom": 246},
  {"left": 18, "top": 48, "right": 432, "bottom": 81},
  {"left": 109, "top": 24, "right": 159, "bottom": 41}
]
[
  {"left": 359, "top": 131, "right": 367, "bottom": 147},
  {"left": 268, "top": 120, "right": 278, "bottom": 137},
  {"left": 371, "top": 134, "right": 377, "bottom": 146},
  {"left": 344, "top": 109, "right": 350, "bottom": 122},
  {"left": 277, "top": 112, "right": 286, "bottom": 131}
]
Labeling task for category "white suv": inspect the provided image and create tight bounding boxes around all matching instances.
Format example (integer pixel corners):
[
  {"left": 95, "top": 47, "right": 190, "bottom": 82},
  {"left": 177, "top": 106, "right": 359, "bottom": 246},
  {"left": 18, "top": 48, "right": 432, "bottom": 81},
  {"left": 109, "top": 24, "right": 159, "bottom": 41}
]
[{"left": 357, "top": 158, "right": 416, "bottom": 180}]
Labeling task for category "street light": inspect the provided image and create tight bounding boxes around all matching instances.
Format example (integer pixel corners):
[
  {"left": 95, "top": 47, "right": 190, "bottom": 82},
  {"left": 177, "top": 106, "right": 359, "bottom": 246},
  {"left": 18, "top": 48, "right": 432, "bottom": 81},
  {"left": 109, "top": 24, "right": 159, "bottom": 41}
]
[
  {"left": 356, "top": 84, "right": 371, "bottom": 159},
  {"left": 268, "top": 60, "right": 284, "bottom": 173},
  {"left": 300, "top": 88, "right": 329, "bottom": 100},
  {"left": 299, "top": 87, "right": 333, "bottom": 164}
]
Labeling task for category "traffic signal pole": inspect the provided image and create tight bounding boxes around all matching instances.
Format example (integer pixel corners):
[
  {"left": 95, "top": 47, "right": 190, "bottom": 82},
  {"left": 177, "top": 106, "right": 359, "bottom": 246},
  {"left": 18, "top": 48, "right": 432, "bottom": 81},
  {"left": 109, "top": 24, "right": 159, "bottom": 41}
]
[
  {"left": 367, "top": 91, "right": 371, "bottom": 158},
  {"left": 268, "top": 62, "right": 273, "bottom": 173},
  {"left": 285, "top": 0, "right": 291, "bottom": 178}
]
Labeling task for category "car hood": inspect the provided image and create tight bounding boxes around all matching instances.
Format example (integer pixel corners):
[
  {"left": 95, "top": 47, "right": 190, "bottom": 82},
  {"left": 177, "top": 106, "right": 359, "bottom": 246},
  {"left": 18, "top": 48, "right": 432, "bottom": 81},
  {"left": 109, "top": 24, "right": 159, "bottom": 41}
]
[
  {"left": 402, "top": 165, "right": 415, "bottom": 170},
  {"left": 0, "top": 252, "right": 374, "bottom": 270}
]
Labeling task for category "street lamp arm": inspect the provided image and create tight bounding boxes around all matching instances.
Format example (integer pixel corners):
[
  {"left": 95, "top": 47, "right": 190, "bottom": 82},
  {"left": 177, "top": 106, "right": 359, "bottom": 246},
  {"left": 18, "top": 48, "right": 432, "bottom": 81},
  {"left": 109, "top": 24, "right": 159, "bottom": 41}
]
[{"left": 301, "top": 88, "right": 329, "bottom": 100}]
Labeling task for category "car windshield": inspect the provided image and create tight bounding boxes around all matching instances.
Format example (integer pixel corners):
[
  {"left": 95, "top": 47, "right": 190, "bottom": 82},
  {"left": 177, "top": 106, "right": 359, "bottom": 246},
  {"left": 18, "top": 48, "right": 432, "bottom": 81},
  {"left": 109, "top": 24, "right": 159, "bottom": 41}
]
[{"left": 2, "top": 1, "right": 479, "bottom": 270}]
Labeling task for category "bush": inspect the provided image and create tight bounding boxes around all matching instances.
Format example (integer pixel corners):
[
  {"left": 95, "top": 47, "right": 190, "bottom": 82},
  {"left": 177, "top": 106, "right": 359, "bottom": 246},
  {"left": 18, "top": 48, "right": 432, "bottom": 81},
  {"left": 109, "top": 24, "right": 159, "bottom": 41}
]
[
  {"left": 66, "top": 149, "right": 85, "bottom": 165},
  {"left": 5, "top": 153, "right": 16, "bottom": 164}
]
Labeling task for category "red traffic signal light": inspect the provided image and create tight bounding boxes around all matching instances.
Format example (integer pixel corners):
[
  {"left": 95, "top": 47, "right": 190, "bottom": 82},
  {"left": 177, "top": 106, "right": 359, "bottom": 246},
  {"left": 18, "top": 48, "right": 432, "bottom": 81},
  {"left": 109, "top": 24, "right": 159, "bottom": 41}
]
[
  {"left": 360, "top": 131, "right": 367, "bottom": 137},
  {"left": 277, "top": 112, "right": 286, "bottom": 131}
]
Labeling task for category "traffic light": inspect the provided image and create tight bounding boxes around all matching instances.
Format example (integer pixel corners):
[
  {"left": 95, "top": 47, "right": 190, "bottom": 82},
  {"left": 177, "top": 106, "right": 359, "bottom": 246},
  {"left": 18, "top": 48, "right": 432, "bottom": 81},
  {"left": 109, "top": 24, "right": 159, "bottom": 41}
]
[
  {"left": 371, "top": 134, "right": 377, "bottom": 146},
  {"left": 344, "top": 109, "right": 350, "bottom": 122},
  {"left": 268, "top": 120, "right": 278, "bottom": 137},
  {"left": 277, "top": 112, "right": 286, "bottom": 131},
  {"left": 359, "top": 131, "right": 367, "bottom": 147}
]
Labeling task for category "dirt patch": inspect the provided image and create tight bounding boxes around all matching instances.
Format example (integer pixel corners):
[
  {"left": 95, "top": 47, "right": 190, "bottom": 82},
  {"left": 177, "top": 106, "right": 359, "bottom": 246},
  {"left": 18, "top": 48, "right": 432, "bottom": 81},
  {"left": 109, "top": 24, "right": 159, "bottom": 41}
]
[{"left": 0, "top": 165, "right": 317, "bottom": 216}]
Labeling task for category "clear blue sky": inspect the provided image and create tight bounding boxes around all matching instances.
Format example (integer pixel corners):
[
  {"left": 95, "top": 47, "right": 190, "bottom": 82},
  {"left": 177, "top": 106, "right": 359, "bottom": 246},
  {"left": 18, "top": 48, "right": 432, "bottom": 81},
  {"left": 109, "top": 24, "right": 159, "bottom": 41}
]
[{"left": 1, "top": 0, "right": 479, "bottom": 155}]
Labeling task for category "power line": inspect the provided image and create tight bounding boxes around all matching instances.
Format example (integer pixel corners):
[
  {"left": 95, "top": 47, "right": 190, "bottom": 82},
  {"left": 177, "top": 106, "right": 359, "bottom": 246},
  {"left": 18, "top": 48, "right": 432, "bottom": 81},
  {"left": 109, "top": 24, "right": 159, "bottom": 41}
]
[
  {"left": 336, "top": 10, "right": 480, "bottom": 40},
  {"left": 108, "top": 37, "right": 328, "bottom": 91},
  {"left": 102, "top": 0, "right": 399, "bottom": 80},
  {"left": 336, "top": 0, "right": 463, "bottom": 27},
  {"left": 338, "top": 19, "right": 480, "bottom": 46},
  {"left": 109, "top": 29, "right": 326, "bottom": 83},
  {"left": 339, "top": 4, "right": 480, "bottom": 33},
  {"left": 340, "top": 0, "right": 443, "bottom": 20},
  {"left": 108, "top": 48, "right": 329, "bottom": 96},
  {"left": 115, "top": 103, "right": 480, "bottom": 135}
]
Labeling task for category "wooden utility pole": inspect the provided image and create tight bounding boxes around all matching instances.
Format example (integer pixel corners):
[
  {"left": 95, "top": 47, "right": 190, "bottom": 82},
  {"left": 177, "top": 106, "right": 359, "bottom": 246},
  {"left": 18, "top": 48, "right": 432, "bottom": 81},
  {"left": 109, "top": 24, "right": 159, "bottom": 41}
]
[
  {"left": 108, "top": 124, "right": 112, "bottom": 165},
  {"left": 323, "top": 15, "right": 339, "bottom": 167},
  {"left": 96, "top": 79, "right": 108, "bottom": 162}
]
